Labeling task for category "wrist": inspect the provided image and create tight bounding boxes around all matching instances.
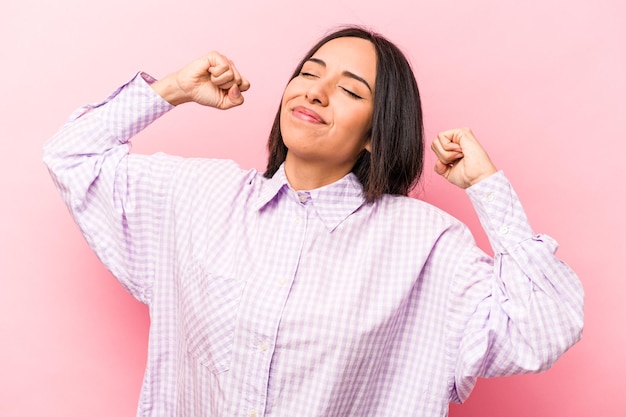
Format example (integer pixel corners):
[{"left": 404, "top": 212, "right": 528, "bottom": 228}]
[
  {"left": 151, "top": 74, "right": 189, "bottom": 106},
  {"left": 468, "top": 166, "right": 498, "bottom": 187}
]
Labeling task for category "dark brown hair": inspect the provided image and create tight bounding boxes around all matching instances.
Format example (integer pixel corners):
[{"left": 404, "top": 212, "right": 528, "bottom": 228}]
[{"left": 264, "top": 26, "right": 424, "bottom": 202}]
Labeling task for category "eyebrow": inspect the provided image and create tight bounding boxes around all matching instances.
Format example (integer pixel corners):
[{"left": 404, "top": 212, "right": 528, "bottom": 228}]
[{"left": 306, "top": 58, "right": 373, "bottom": 93}]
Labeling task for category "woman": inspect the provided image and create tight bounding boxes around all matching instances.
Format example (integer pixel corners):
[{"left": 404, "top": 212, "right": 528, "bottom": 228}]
[{"left": 43, "top": 26, "right": 583, "bottom": 417}]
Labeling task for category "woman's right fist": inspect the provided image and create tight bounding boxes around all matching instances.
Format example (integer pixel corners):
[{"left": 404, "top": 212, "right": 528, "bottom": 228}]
[{"left": 152, "top": 51, "right": 250, "bottom": 109}]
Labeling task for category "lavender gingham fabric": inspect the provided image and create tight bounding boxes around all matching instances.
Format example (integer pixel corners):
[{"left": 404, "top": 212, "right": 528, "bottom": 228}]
[{"left": 43, "top": 73, "right": 584, "bottom": 417}]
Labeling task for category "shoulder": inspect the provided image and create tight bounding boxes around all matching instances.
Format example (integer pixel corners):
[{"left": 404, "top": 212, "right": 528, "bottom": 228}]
[
  {"left": 376, "top": 194, "right": 463, "bottom": 228},
  {"left": 175, "top": 158, "right": 261, "bottom": 187},
  {"left": 167, "top": 158, "right": 268, "bottom": 208},
  {"left": 370, "top": 193, "right": 476, "bottom": 249}
]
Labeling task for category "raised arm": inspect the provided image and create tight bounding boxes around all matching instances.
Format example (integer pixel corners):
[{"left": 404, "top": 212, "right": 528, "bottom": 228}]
[
  {"left": 42, "top": 52, "right": 250, "bottom": 304},
  {"left": 430, "top": 128, "right": 584, "bottom": 402}
]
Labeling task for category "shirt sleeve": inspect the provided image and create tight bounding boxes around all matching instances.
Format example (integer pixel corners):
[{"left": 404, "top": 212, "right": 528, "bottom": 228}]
[
  {"left": 447, "top": 171, "right": 584, "bottom": 403},
  {"left": 43, "top": 72, "right": 178, "bottom": 304}
]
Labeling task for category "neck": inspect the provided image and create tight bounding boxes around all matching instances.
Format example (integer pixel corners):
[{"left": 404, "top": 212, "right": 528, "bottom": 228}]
[{"left": 283, "top": 154, "right": 354, "bottom": 191}]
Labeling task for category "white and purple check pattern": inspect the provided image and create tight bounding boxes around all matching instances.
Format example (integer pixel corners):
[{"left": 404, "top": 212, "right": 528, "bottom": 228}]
[{"left": 43, "top": 73, "right": 584, "bottom": 417}]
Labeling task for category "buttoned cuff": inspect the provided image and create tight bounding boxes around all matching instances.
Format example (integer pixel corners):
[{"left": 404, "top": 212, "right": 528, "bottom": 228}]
[{"left": 466, "top": 171, "right": 534, "bottom": 253}]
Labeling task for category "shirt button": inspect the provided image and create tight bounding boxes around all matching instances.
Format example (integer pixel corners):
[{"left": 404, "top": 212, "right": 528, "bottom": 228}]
[
  {"left": 485, "top": 193, "right": 495, "bottom": 202},
  {"left": 498, "top": 225, "right": 509, "bottom": 235},
  {"left": 293, "top": 216, "right": 302, "bottom": 225},
  {"left": 278, "top": 277, "right": 287, "bottom": 286},
  {"left": 298, "top": 193, "right": 308, "bottom": 203},
  {"left": 250, "top": 410, "right": 258, "bottom": 417},
  {"left": 259, "top": 340, "right": 269, "bottom": 352}
]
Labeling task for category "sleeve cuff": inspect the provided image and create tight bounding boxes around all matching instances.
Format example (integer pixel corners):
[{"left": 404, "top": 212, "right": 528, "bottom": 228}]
[
  {"left": 90, "top": 72, "right": 174, "bottom": 143},
  {"left": 466, "top": 171, "right": 534, "bottom": 253}
]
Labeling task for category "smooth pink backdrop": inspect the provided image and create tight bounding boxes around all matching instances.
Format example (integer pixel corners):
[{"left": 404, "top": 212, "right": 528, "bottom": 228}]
[{"left": 2, "top": 0, "right": 624, "bottom": 416}]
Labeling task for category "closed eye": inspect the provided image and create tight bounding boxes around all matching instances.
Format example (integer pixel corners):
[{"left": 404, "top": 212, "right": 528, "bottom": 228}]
[
  {"left": 340, "top": 86, "right": 363, "bottom": 100},
  {"left": 300, "top": 71, "right": 318, "bottom": 78}
]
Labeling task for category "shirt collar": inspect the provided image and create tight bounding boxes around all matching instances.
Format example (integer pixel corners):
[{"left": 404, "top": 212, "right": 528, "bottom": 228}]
[{"left": 254, "top": 164, "right": 367, "bottom": 232}]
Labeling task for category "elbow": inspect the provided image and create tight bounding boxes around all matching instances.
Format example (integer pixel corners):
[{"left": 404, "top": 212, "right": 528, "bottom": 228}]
[{"left": 528, "top": 314, "right": 584, "bottom": 374}]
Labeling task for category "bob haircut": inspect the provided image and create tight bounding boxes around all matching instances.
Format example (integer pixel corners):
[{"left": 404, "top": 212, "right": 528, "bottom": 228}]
[{"left": 264, "top": 26, "right": 424, "bottom": 203}]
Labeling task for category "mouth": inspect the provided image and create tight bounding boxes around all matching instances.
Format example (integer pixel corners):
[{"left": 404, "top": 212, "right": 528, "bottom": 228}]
[{"left": 291, "top": 106, "right": 326, "bottom": 124}]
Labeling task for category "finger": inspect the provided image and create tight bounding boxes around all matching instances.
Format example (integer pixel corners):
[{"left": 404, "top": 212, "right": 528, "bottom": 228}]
[
  {"left": 239, "top": 76, "right": 251, "bottom": 92},
  {"left": 206, "top": 51, "right": 230, "bottom": 73},
  {"left": 228, "top": 61, "right": 251, "bottom": 92},
  {"left": 436, "top": 130, "right": 463, "bottom": 151},
  {"left": 210, "top": 67, "right": 236, "bottom": 88},
  {"left": 208, "top": 53, "right": 235, "bottom": 87},
  {"left": 206, "top": 53, "right": 250, "bottom": 92},
  {"left": 229, "top": 60, "right": 243, "bottom": 86},
  {"left": 431, "top": 136, "right": 463, "bottom": 164},
  {"left": 228, "top": 62, "right": 251, "bottom": 92},
  {"left": 209, "top": 63, "right": 230, "bottom": 78}
]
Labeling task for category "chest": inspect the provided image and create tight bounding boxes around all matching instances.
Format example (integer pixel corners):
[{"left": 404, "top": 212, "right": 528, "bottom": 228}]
[{"left": 179, "top": 195, "right": 444, "bottom": 341}]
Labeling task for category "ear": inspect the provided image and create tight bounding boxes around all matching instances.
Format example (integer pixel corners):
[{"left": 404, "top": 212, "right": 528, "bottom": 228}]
[{"left": 364, "top": 138, "right": 372, "bottom": 153}]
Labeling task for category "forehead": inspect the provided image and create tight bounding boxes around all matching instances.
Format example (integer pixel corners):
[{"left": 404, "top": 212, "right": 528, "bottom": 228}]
[{"left": 310, "top": 37, "right": 377, "bottom": 81}]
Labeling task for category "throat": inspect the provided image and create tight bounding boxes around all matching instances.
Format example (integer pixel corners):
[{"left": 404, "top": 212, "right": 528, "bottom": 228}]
[{"left": 283, "top": 154, "right": 354, "bottom": 191}]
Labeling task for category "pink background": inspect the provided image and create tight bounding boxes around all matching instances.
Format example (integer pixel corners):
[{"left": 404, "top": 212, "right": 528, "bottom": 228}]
[{"left": 2, "top": 0, "right": 624, "bottom": 416}]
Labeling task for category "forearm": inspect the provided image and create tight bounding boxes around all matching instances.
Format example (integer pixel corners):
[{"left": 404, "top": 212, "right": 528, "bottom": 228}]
[{"left": 151, "top": 72, "right": 192, "bottom": 106}]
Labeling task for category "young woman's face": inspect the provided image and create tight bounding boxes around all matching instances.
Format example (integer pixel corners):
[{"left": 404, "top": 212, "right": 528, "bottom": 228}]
[{"left": 280, "top": 36, "right": 376, "bottom": 177}]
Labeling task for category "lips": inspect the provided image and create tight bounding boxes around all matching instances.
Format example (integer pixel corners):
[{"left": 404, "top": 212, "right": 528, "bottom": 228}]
[{"left": 291, "top": 106, "right": 326, "bottom": 124}]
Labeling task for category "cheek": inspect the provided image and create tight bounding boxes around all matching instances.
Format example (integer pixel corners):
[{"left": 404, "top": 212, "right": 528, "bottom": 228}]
[
  {"left": 279, "top": 95, "right": 291, "bottom": 134},
  {"left": 340, "top": 107, "right": 373, "bottom": 137},
  {"left": 279, "top": 93, "right": 288, "bottom": 116},
  {"left": 280, "top": 79, "right": 296, "bottom": 109},
  {"left": 281, "top": 79, "right": 300, "bottom": 102}
]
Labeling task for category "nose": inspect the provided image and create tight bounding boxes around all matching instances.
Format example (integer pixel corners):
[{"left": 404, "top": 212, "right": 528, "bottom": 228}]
[{"left": 305, "top": 79, "right": 329, "bottom": 106}]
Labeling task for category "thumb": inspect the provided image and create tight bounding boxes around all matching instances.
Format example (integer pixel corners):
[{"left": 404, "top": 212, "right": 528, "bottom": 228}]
[
  {"left": 223, "top": 84, "right": 244, "bottom": 108},
  {"left": 433, "top": 159, "right": 449, "bottom": 176}
]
